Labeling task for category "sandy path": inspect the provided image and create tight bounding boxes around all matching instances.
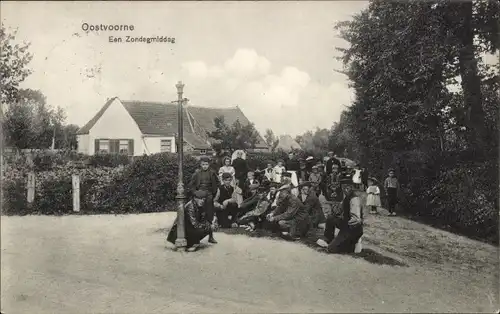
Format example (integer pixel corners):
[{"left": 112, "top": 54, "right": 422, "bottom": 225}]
[{"left": 1, "top": 213, "right": 497, "bottom": 313}]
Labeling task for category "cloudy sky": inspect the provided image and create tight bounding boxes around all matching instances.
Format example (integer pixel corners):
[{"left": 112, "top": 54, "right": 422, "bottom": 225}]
[{"left": 1, "top": 1, "right": 370, "bottom": 136}]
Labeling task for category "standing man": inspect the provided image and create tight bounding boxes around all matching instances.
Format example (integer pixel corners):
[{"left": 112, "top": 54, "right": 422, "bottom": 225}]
[
  {"left": 189, "top": 156, "right": 219, "bottom": 244},
  {"left": 326, "top": 151, "right": 342, "bottom": 177},
  {"left": 232, "top": 150, "right": 248, "bottom": 188},
  {"left": 286, "top": 152, "right": 300, "bottom": 172}
]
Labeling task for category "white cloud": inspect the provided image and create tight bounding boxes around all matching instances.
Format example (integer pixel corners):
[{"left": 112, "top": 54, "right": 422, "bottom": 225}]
[{"left": 180, "top": 48, "right": 352, "bottom": 136}]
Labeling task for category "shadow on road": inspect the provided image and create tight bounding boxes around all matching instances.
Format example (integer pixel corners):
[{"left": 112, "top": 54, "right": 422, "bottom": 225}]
[{"left": 155, "top": 227, "right": 408, "bottom": 267}]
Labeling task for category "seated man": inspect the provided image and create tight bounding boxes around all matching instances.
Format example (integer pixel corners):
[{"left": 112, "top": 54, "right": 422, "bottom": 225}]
[
  {"left": 266, "top": 186, "right": 311, "bottom": 240},
  {"left": 297, "top": 181, "right": 325, "bottom": 229},
  {"left": 237, "top": 181, "right": 271, "bottom": 231},
  {"left": 316, "top": 175, "right": 363, "bottom": 254},
  {"left": 214, "top": 172, "right": 240, "bottom": 228},
  {"left": 167, "top": 190, "right": 218, "bottom": 252}
]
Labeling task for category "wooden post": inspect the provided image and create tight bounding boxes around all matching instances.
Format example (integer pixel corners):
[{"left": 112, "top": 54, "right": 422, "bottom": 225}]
[
  {"left": 72, "top": 174, "right": 80, "bottom": 212},
  {"left": 27, "top": 172, "right": 35, "bottom": 203}
]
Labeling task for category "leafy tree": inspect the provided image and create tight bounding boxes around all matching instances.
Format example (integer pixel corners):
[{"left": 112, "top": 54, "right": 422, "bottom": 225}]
[
  {"left": 207, "top": 116, "right": 260, "bottom": 152},
  {"left": 264, "top": 129, "right": 279, "bottom": 152},
  {"left": 0, "top": 23, "right": 33, "bottom": 105}
]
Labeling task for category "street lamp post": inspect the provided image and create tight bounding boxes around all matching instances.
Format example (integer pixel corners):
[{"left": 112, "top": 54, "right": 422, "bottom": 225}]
[{"left": 174, "top": 81, "right": 188, "bottom": 250}]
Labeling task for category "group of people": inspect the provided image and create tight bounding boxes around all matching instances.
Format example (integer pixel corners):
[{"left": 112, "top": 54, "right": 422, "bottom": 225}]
[{"left": 167, "top": 150, "right": 400, "bottom": 253}]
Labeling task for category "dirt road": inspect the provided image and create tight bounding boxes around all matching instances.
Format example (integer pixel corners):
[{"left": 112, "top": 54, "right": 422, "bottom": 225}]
[{"left": 1, "top": 213, "right": 497, "bottom": 313}]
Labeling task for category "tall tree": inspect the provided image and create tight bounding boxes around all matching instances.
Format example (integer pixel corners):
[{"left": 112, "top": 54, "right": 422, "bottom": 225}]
[
  {"left": 0, "top": 23, "right": 33, "bottom": 106},
  {"left": 264, "top": 129, "right": 279, "bottom": 152},
  {"left": 207, "top": 116, "right": 260, "bottom": 151}
]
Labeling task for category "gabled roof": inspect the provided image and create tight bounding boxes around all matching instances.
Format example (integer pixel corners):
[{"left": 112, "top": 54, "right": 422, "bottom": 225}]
[
  {"left": 77, "top": 98, "right": 267, "bottom": 149},
  {"left": 277, "top": 134, "right": 301, "bottom": 151}
]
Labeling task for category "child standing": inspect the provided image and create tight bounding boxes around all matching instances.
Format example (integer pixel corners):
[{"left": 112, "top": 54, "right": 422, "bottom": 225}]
[
  {"left": 273, "top": 159, "right": 286, "bottom": 183},
  {"left": 309, "top": 165, "right": 322, "bottom": 196},
  {"left": 366, "top": 177, "right": 381, "bottom": 214},
  {"left": 264, "top": 161, "right": 274, "bottom": 182},
  {"left": 384, "top": 169, "right": 399, "bottom": 216}
]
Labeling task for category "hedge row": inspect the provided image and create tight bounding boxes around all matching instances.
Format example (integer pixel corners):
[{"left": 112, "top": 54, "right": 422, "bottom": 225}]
[{"left": 2, "top": 150, "right": 498, "bottom": 244}]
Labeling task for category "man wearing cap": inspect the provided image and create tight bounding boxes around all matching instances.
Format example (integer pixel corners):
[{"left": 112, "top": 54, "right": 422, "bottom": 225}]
[
  {"left": 267, "top": 185, "right": 311, "bottom": 239},
  {"left": 167, "top": 190, "right": 218, "bottom": 252},
  {"left": 189, "top": 156, "right": 219, "bottom": 244},
  {"left": 316, "top": 174, "right": 363, "bottom": 253},
  {"left": 298, "top": 181, "right": 324, "bottom": 229},
  {"left": 237, "top": 181, "right": 271, "bottom": 231},
  {"left": 214, "top": 172, "right": 239, "bottom": 228}
]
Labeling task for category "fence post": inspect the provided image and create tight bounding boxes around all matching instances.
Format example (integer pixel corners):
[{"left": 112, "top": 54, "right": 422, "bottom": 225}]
[
  {"left": 27, "top": 172, "right": 35, "bottom": 204},
  {"left": 72, "top": 174, "right": 80, "bottom": 212}
]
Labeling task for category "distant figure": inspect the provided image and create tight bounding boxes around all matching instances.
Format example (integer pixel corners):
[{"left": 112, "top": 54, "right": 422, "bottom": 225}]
[
  {"left": 167, "top": 190, "right": 218, "bottom": 252},
  {"left": 366, "top": 177, "right": 381, "bottom": 214},
  {"left": 273, "top": 159, "right": 286, "bottom": 183},
  {"left": 384, "top": 169, "right": 399, "bottom": 216},
  {"left": 264, "top": 161, "right": 275, "bottom": 182},
  {"left": 232, "top": 150, "right": 248, "bottom": 187},
  {"left": 309, "top": 165, "right": 322, "bottom": 196},
  {"left": 286, "top": 152, "right": 300, "bottom": 172},
  {"left": 326, "top": 152, "right": 342, "bottom": 176}
]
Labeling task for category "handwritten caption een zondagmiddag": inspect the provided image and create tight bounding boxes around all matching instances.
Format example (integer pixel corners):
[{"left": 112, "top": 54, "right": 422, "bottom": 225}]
[{"left": 81, "top": 23, "right": 176, "bottom": 44}]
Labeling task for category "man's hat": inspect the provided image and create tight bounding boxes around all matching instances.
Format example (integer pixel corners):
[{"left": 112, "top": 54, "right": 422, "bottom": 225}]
[
  {"left": 367, "top": 177, "right": 378, "bottom": 183},
  {"left": 338, "top": 173, "right": 354, "bottom": 185},
  {"left": 306, "top": 156, "right": 314, "bottom": 161},
  {"left": 278, "top": 158, "right": 284, "bottom": 163},
  {"left": 221, "top": 172, "right": 232, "bottom": 180},
  {"left": 312, "top": 165, "right": 318, "bottom": 169},
  {"left": 298, "top": 181, "right": 312, "bottom": 189},
  {"left": 282, "top": 172, "right": 292, "bottom": 178},
  {"left": 249, "top": 183, "right": 260, "bottom": 190},
  {"left": 193, "top": 190, "right": 209, "bottom": 199},
  {"left": 200, "top": 156, "right": 211, "bottom": 162},
  {"left": 388, "top": 168, "right": 395, "bottom": 173}
]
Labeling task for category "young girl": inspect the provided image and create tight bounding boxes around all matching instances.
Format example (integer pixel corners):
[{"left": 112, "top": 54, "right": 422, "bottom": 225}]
[
  {"left": 309, "top": 165, "right": 322, "bottom": 196},
  {"left": 366, "top": 177, "right": 381, "bottom": 214},
  {"left": 273, "top": 159, "right": 286, "bottom": 183},
  {"left": 384, "top": 169, "right": 399, "bottom": 216},
  {"left": 218, "top": 156, "right": 236, "bottom": 186},
  {"left": 264, "top": 161, "right": 274, "bottom": 182}
]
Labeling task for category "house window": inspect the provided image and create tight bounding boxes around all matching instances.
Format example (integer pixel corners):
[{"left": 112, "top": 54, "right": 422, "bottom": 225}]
[
  {"left": 119, "top": 140, "right": 129, "bottom": 154},
  {"left": 161, "top": 139, "right": 172, "bottom": 153},
  {"left": 99, "top": 139, "right": 110, "bottom": 154}
]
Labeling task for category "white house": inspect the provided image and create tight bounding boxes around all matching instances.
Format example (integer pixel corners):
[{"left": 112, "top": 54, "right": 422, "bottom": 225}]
[{"left": 76, "top": 97, "right": 268, "bottom": 156}]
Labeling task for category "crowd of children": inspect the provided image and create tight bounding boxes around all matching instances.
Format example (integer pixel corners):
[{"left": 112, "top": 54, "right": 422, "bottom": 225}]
[{"left": 167, "top": 151, "right": 400, "bottom": 252}]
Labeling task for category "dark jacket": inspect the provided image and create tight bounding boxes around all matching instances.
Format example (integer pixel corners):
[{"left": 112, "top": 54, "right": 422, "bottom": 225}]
[
  {"left": 286, "top": 159, "right": 301, "bottom": 172},
  {"left": 299, "top": 192, "right": 324, "bottom": 226},
  {"left": 232, "top": 158, "right": 248, "bottom": 181},
  {"left": 272, "top": 192, "right": 309, "bottom": 222},
  {"left": 189, "top": 168, "right": 219, "bottom": 196},
  {"left": 167, "top": 200, "right": 211, "bottom": 246},
  {"left": 326, "top": 157, "right": 342, "bottom": 175}
]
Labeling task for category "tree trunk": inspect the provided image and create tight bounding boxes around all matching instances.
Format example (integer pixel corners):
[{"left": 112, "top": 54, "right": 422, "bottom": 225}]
[{"left": 457, "top": 2, "right": 486, "bottom": 154}]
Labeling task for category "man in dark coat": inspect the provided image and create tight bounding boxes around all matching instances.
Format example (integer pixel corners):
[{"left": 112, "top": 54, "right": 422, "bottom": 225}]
[
  {"left": 188, "top": 156, "right": 219, "bottom": 244},
  {"left": 316, "top": 174, "right": 363, "bottom": 254},
  {"left": 297, "top": 181, "right": 325, "bottom": 228},
  {"left": 267, "top": 186, "right": 311, "bottom": 239},
  {"left": 326, "top": 151, "right": 342, "bottom": 176},
  {"left": 286, "top": 152, "right": 301, "bottom": 172},
  {"left": 167, "top": 190, "right": 217, "bottom": 252},
  {"left": 231, "top": 150, "right": 248, "bottom": 187}
]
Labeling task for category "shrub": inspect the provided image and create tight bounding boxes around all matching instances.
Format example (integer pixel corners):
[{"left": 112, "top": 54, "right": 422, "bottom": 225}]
[
  {"left": 2, "top": 164, "right": 124, "bottom": 215},
  {"left": 98, "top": 153, "right": 200, "bottom": 213},
  {"left": 88, "top": 154, "right": 132, "bottom": 168}
]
